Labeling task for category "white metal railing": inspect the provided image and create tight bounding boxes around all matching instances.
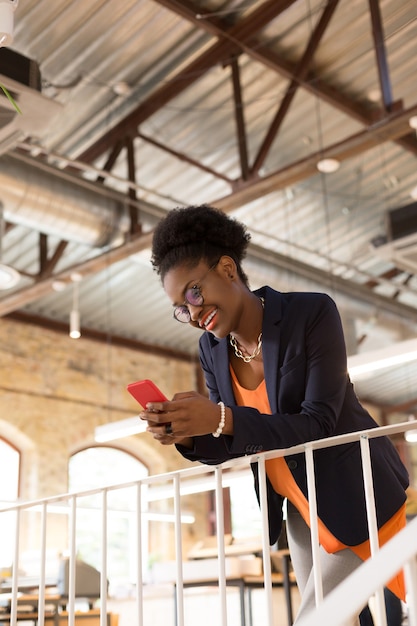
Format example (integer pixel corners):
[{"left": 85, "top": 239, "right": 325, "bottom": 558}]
[{"left": 0, "top": 420, "right": 416, "bottom": 626}]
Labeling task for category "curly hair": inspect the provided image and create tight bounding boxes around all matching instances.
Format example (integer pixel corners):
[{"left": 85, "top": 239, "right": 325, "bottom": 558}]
[{"left": 151, "top": 204, "right": 251, "bottom": 286}]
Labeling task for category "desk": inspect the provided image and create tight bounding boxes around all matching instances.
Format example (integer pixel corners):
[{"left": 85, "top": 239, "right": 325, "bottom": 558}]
[
  {"left": 174, "top": 555, "right": 296, "bottom": 626},
  {"left": 0, "top": 594, "right": 116, "bottom": 626}
]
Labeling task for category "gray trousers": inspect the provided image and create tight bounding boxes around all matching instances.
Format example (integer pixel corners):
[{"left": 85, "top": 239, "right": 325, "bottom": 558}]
[{"left": 286, "top": 501, "right": 363, "bottom": 626}]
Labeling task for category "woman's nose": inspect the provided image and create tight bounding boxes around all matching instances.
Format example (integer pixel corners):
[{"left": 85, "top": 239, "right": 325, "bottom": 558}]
[{"left": 188, "top": 303, "right": 202, "bottom": 322}]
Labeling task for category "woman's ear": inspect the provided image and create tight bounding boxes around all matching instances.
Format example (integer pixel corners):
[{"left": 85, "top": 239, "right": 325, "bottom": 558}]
[{"left": 218, "top": 255, "right": 237, "bottom": 280}]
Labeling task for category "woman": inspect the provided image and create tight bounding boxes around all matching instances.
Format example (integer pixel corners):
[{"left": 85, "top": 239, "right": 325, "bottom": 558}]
[{"left": 141, "top": 204, "right": 409, "bottom": 625}]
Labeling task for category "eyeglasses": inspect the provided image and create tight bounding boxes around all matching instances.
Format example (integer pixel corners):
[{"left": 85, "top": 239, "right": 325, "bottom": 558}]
[{"left": 173, "top": 262, "right": 218, "bottom": 323}]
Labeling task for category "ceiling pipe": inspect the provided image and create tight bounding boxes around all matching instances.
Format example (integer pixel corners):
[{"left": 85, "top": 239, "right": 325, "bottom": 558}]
[{"left": 0, "top": 155, "right": 131, "bottom": 247}]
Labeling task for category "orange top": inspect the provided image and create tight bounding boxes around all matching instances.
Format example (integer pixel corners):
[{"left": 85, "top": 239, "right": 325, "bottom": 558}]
[{"left": 230, "top": 367, "right": 406, "bottom": 600}]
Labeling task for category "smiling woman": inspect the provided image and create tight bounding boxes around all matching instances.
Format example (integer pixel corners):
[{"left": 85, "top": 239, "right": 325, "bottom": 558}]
[{"left": 142, "top": 204, "right": 409, "bottom": 626}]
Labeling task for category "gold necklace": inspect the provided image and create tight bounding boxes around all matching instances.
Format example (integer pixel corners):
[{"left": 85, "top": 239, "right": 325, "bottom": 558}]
[
  {"left": 229, "top": 297, "right": 264, "bottom": 363},
  {"left": 230, "top": 332, "right": 262, "bottom": 363}
]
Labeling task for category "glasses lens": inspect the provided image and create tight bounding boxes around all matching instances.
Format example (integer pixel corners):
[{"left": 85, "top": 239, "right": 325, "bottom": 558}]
[
  {"left": 174, "top": 305, "right": 191, "bottom": 323},
  {"left": 185, "top": 285, "right": 203, "bottom": 306}
]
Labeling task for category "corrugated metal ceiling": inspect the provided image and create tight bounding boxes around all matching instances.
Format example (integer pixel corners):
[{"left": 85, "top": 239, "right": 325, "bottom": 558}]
[{"left": 0, "top": 0, "right": 417, "bottom": 414}]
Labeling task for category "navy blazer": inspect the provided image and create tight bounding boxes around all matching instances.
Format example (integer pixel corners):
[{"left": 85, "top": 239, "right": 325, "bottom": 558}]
[{"left": 177, "top": 287, "right": 409, "bottom": 546}]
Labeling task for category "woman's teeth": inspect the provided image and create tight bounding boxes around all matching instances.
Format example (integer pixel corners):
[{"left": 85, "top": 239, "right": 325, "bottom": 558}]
[{"left": 203, "top": 309, "right": 217, "bottom": 328}]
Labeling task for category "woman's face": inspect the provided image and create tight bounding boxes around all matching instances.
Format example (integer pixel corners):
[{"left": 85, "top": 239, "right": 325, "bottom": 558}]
[{"left": 163, "top": 256, "right": 242, "bottom": 339}]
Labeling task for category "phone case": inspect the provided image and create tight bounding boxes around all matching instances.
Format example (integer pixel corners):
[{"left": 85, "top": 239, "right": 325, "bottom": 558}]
[{"left": 126, "top": 379, "right": 168, "bottom": 408}]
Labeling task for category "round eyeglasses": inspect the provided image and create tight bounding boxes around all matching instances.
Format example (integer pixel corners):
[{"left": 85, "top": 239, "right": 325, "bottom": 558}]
[{"left": 173, "top": 262, "right": 218, "bottom": 323}]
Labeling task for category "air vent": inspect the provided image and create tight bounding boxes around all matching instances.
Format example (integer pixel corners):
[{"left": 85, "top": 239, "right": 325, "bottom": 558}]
[
  {"left": 0, "top": 49, "right": 61, "bottom": 154},
  {"left": 372, "top": 202, "right": 417, "bottom": 274}
]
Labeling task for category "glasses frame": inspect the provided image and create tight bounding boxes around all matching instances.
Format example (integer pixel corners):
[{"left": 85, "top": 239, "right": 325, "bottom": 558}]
[{"left": 173, "top": 261, "right": 219, "bottom": 323}]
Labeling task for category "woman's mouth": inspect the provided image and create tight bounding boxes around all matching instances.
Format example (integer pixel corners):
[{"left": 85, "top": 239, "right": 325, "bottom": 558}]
[{"left": 200, "top": 308, "right": 218, "bottom": 331}]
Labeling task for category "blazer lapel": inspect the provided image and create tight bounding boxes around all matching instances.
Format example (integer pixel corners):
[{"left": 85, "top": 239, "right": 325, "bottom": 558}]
[
  {"left": 210, "top": 335, "right": 236, "bottom": 405},
  {"left": 255, "top": 287, "right": 283, "bottom": 414}
]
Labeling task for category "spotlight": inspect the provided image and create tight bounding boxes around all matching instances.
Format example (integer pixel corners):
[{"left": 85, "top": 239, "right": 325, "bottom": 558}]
[
  {"left": 317, "top": 158, "right": 340, "bottom": 173},
  {"left": 69, "top": 279, "right": 81, "bottom": 339},
  {"left": 69, "top": 309, "right": 81, "bottom": 339},
  {"left": 0, "top": 0, "right": 19, "bottom": 48},
  {"left": 409, "top": 116, "right": 417, "bottom": 135}
]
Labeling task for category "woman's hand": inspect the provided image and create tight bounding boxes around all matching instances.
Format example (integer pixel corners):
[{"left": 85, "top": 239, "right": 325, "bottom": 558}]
[{"left": 139, "top": 391, "right": 231, "bottom": 445}]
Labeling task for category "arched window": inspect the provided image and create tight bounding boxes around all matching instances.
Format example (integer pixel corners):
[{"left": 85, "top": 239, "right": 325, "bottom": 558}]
[
  {"left": 68, "top": 446, "right": 148, "bottom": 595},
  {"left": 0, "top": 437, "right": 20, "bottom": 566}
]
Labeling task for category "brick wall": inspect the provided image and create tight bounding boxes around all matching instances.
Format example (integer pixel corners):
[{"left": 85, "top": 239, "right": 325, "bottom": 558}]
[{"left": 0, "top": 317, "right": 209, "bottom": 561}]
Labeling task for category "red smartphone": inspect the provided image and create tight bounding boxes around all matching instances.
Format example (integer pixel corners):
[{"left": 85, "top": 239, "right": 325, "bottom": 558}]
[{"left": 126, "top": 379, "right": 168, "bottom": 409}]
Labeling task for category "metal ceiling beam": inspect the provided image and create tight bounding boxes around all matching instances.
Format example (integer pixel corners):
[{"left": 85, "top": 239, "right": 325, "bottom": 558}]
[
  {"left": 368, "top": 0, "right": 395, "bottom": 112},
  {"left": 78, "top": 0, "right": 300, "bottom": 163},
  {"left": 6, "top": 311, "right": 194, "bottom": 362},
  {"left": 136, "top": 132, "right": 233, "bottom": 184},
  {"left": 247, "top": 243, "right": 417, "bottom": 325},
  {"left": 38, "top": 236, "right": 69, "bottom": 279},
  {"left": 0, "top": 231, "right": 154, "bottom": 317},
  {"left": 213, "top": 102, "right": 417, "bottom": 212},
  {"left": 251, "top": 0, "right": 341, "bottom": 175},
  {"left": 229, "top": 56, "right": 249, "bottom": 180},
  {"left": 157, "top": 0, "right": 372, "bottom": 125},
  {"left": 80, "top": 0, "right": 417, "bottom": 191}
]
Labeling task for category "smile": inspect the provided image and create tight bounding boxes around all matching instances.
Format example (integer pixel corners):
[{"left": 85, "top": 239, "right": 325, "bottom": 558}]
[{"left": 201, "top": 308, "right": 217, "bottom": 329}]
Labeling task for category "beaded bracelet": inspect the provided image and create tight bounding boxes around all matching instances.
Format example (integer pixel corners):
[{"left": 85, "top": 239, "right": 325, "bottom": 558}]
[{"left": 212, "top": 401, "right": 226, "bottom": 438}]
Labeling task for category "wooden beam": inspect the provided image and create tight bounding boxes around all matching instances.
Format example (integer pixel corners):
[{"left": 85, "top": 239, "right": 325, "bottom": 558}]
[
  {"left": 79, "top": 0, "right": 299, "bottom": 163},
  {"left": 368, "top": 0, "right": 395, "bottom": 111},
  {"left": 214, "top": 102, "right": 417, "bottom": 212},
  {"left": 229, "top": 56, "right": 249, "bottom": 180},
  {"left": 0, "top": 231, "right": 153, "bottom": 316},
  {"left": 252, "top": 0, "right": 341, "bottom": 174}
]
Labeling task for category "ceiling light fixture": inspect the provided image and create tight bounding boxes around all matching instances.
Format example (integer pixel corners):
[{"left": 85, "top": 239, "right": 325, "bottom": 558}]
[
  {"left": 113, "top": 81, "right": 132, "bottom": 97},
  {"left": 409, "top": 116, "right": 417, "bottom": 131},
  {"left": 0, "top": 0, "right": 18, "bottom": 48},
  {"left": 316, "top": 158, "right": 340, "bottom": 173},
  {"left": 347, "top": 338, "right": 417, "bottom": 379},
  {"left": 0, "top": 207, "right": 20, "bottom": 289},
  {"left": 69, "top": 274, "right": 82, "bottom": 339},
  {"left": 0, "top": 263, "right": 20, "bottom": 289},
  {"left": 404, "top": 416, "right": 417, "bottom": 443}
]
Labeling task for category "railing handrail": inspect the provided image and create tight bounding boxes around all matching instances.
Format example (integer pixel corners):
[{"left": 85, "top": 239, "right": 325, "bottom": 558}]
[
  {"left": 1, "top": 418, "right": 416, "bottom": 626},
  {"left": 1, "top": 419, "right": 415, "bottom": 514}
]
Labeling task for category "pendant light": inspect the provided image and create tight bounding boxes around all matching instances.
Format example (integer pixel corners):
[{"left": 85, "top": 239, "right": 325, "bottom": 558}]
[
  {"left": 0, "top": 206, "right": 20, "bottom": 289},
  {"left": 69, "top": 273, "right": 82, "bottom": 339}
]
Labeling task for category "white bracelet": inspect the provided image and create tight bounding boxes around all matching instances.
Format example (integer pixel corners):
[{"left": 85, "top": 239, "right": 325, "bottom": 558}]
[{"left": 212, "top": 401, "right": 226, "bottom": 438}]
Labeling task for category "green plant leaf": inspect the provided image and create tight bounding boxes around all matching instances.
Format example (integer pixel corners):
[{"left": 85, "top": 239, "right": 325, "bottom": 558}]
[{"left": 0, "top": 83, "right": 22, "bottom": 114}]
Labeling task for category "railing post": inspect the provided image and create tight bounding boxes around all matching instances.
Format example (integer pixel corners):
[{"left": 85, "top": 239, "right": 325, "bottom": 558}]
[
  {"left": 360, "top": 435, "right": 387, "bottom": 626},
  {"left": 100, "top": 490, "right": 108, "bottom": 626},
  {"left": 215, "top": 465, "right": 228, "bottom": 626},
  {"left": 10, "top": 506, "right": 20, "bottom": 626},
  {"left": 405, "top": 555, "right": 417, "bottom": 626},
  {"left": 136, "top": 482, "right": 144, "bottom": 626},
  {"left": 37, "top": 502, "right": 47, "bottom": 626},
  {"left": 68, "top": 494, "right": 77, "bottom": 626},
  {"left": 258, "top": 455, "right": 274, "bottom": 626},
  {"left": 174, "top": 473, "right": 185, "bottom": 626},
  {"left": 305, "top": 444, "right": 323, "bottom": 607}
]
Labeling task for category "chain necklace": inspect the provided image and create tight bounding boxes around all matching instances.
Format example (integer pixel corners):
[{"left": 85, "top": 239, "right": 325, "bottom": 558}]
[
  {"left": 230, "top": 331, "right": 262, "bottom": 363},
  {"left": 229, "top": 297, "right": 264, "bottom": 363}
]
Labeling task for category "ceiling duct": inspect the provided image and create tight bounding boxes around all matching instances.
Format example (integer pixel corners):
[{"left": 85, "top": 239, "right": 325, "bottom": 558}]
[
  {"left": 0, "top": 48, "right": 62, "bottom": 154},
  {"left": 371, "top": 201, "right": 417, "bottom": 274},
  {"left": 0, "top": 155, "right": 130, "bottom": 247}
]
